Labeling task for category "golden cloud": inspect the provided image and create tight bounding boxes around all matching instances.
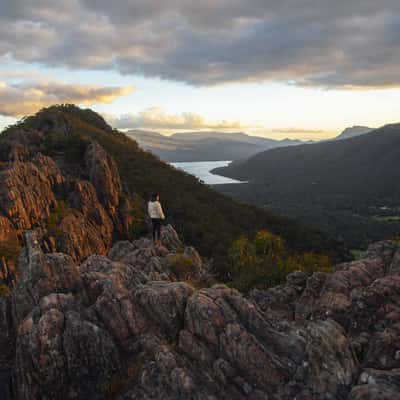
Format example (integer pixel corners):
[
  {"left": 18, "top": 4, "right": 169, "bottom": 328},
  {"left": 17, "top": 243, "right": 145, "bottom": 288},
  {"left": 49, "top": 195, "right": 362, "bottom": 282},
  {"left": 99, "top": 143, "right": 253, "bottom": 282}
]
[
  {"left": 109, "top": 107, "right": 243, "bottom": 130},
  {"left": 0, "top": 81, "right": 134, "bottom": 117}
]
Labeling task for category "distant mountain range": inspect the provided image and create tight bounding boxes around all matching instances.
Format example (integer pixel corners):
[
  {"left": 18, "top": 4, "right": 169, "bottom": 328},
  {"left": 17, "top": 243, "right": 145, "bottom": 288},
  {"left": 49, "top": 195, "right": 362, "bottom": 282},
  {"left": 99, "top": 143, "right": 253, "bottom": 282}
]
[
  {"left": 215, "top": 124, "right": 399, "bottom": 193},
  {"left": 126, "top": 129, "right": 309, "bottom": 162},
  {"left": 213, "top": 123, "right": 400, "bottom": 249}
]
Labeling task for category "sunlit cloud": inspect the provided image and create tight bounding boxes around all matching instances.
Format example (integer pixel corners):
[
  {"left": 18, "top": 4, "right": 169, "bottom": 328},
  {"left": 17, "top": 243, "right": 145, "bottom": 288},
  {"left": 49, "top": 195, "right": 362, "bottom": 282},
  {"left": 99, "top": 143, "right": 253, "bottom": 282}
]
[
  {"left": 0, "top": 80, "right": 134, "bottom": 117},
  {"left": 107, "top": 107, "right": 244, "bottom": 130},
  {"left": 271, "top": 128, "right": 327, "bottom": 135}
]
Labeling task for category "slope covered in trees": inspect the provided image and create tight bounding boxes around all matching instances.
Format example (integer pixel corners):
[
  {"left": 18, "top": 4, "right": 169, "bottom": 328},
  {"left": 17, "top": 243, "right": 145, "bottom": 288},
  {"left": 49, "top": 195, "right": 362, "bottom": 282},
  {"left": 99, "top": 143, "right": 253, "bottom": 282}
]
[
  {"left": 215, "top": 124, "right": 400, "bottom": 249},
  {"left": 0, "top": 105, "right": 348, "bottom": 278}
]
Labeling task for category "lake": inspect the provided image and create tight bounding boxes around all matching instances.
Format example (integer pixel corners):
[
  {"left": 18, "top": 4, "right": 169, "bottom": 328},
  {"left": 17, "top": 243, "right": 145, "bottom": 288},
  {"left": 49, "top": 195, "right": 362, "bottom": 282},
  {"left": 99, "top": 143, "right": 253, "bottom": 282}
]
[{"left": 171, "top": 161, "right": 244, "bottom": 185}]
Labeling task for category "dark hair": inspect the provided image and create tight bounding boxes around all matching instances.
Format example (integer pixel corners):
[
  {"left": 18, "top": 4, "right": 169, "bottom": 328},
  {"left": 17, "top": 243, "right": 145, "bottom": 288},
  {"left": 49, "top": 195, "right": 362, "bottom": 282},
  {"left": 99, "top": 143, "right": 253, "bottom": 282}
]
[{"left": 150, "top": 193, "right": 159, "bottom": 202}]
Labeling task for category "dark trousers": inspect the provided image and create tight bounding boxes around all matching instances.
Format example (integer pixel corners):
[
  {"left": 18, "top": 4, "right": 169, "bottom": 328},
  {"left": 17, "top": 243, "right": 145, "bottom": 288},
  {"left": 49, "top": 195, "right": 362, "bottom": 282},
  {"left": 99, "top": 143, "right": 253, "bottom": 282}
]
[{"left": 151, "top": 218, "right": 162, "bottom": 241}]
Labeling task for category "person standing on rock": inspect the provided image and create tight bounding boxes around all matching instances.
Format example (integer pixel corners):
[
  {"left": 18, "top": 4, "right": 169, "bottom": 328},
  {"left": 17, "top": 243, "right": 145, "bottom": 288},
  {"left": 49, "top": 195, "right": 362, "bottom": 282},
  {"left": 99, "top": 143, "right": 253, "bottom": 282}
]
[{"left": 148, "top": 193, "right": 165, "bottom": 245}]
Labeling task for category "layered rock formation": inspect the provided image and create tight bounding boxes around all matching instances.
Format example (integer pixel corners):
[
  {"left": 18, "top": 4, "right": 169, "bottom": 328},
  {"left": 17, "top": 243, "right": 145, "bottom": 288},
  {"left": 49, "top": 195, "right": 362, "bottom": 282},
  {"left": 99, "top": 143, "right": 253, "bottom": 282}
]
[
  {"left": 0, "top": 226, "right": 399, "bottom": 399},
  {"left": 0, "top": 119, "right": 133, "bottom": 267}
]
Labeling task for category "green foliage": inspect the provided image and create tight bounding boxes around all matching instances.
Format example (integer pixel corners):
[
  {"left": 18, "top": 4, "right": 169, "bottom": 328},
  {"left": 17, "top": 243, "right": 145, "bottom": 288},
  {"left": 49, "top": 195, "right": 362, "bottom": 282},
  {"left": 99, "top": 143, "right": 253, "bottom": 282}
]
[
  {"left": 254, "top": 230, "right": 285, "bottom": 257},
  {"left": 351, "top": 249, "right": 367, "bottom": 260},
  {"left": 127, "top": 195, "right": 148, "bottom": 240},
  {"left": 229, "top": 230, "right": 332, "bottom": 292},
  {"left": 46, "top": 200, "right": 69, "bottom": 238},
  {"left": 168, "top": 253, "right": 195, "bottom": 280},
  {"left": 389, "top": 237, "right": 400, "bottom": 245},
  {"left": 0, "top": 284, "right": 10, "bottom": 298},
  {"left": 43, "top": 132, "right": 90, "bottom": 163},
  {"left": 283, "top": 252, "right": 332, "bottom": 275}
]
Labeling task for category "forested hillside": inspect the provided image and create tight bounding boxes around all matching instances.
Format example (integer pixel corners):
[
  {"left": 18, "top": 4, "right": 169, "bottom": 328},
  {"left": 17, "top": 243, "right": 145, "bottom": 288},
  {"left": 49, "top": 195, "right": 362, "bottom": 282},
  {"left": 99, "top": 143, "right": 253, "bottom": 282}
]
[
  {"left": 215, "top": 124, "right": 400, "bottom": 249},
  {"left": 0, "top": 105, "right": 347, "bottom": 277}
]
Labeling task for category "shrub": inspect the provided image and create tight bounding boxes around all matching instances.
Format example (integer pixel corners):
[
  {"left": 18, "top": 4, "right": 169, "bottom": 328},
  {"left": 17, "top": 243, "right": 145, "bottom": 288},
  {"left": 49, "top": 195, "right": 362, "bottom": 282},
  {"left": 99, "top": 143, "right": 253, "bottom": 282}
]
[
  {"left": 169, "top": 253, "right": 195, "bottom": 280},
  {"left": 45, "top": 200, "right": 69, "bottom": 239},
  {"left": 254, "top": 229, "right": 285, "bottom": 258},
  {"left": 43, "top": 132, "right": 90, "bottom": 163},
  {"left": 0, "top": 284, "right": 10, "bottom": 298},
  {"left": 229, "top": 230, "right": 331, "bottom": 292},
  {"left": 127, "top": 195, "right": 148, "bottom": 240}
]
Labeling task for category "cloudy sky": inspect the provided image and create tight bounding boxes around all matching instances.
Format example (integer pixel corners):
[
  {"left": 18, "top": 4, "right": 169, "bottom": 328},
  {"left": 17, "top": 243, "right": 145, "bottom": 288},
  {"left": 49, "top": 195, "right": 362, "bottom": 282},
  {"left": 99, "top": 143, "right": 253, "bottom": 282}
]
[{"left": 1, "top": 1, "right": 400, "bottom": 139}]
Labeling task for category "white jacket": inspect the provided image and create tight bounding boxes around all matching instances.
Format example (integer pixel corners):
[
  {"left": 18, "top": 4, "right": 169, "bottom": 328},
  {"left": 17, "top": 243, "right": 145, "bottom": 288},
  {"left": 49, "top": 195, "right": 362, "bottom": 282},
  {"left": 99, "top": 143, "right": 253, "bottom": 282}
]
[{"left": 148, "top": 201, "right": 165, "bottom": 219}]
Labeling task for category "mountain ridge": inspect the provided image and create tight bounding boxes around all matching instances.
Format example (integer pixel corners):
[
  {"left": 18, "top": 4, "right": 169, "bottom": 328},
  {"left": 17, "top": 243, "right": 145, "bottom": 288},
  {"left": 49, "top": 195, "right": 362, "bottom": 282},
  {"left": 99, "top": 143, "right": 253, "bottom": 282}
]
[
  {"left": 126, "top": 129, "right": 309, "bottom": 162},
  {"left": 335, "top": 125, "right": 374, "bottom": 140},
  {"left": 213, "top": 123, "right": 400, "bottom": 248}
]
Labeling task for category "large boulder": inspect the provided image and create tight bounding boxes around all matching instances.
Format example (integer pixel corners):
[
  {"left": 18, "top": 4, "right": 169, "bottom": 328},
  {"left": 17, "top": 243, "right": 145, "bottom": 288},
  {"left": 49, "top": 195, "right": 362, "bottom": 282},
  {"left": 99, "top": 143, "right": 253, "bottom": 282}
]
[{"left": 15, "top": 294, "right": 120, "bottom": 400}]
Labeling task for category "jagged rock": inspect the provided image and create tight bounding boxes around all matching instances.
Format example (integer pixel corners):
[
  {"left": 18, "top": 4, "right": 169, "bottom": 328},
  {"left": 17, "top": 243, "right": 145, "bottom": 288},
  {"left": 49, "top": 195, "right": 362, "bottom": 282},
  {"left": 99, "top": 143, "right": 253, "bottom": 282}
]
[
  {"left": 57, "top": 180, "right": 114, "bottom": 261},
  {"left": 0, "top": 216, "right": 16, "bottom": 243},
  {"left": 85, "top": 142, "right": 121, "bottom": 218},
  {"left": 350, "top": 369, "right": 400, "bottom": 400},
  {"left": 390, "top": 246, "right": 400, "bottom": 273},
  {"left": 363, "top": 323, "right": 400, "bottom": 369},
  {"left": 84, "top": 141, "right": 136, "bottom": 239},
  {"left": 0, "top": 161, "right": 58, "bottom": 231},
  {"left": 294, "top": 249, "right": 389, "bottom": 329},
  {"left": 2, "top": 227, "right": 400, "bottom": 399},
  {"left": 0, "top": 298, "right": 12, "bottom": 367},
  {"left": 32, "top": 153, "right": 64, "bottom": 188},
  {"left": 0, "top": 216, "right": 19, "bottom": 284},
  {"left": 160, "top": 224, "right": 183, "bottom": 251},
  {"left": 11, "top": 230, "right": 84, "bottom": 324},
  {"left": 250, "top": 271, "right": 307, "bottom": 320},
  {"left": 303, "top": 319, "right": 357, "bottom": 396},
  {"left": 135, "top": 281, "right": 194, "bottom": 339},
  {"left": 0, "top": 127, "right": 134, "bottom": 265},
  {"left": 15, "top": 298, "right": 120, "bottom": 400},
  {"left": 0, "top": 128, "right": 43, "bottom": 163},
  {"left": 107, "top": 225, "right": 203, "bottom": 282}
]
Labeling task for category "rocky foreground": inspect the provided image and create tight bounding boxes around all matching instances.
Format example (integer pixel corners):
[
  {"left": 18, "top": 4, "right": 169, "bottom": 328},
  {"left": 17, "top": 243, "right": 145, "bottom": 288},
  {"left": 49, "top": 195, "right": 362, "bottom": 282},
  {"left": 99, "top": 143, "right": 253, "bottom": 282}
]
[{"left": 0, "top": 229, "right": 399, "bottom": 399}]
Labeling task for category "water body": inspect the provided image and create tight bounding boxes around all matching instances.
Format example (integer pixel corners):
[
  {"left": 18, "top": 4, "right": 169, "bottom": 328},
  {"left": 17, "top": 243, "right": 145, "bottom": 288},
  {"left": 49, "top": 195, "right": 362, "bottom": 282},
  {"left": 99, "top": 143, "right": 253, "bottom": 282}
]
[{"left": 171, "top": 161, "right": 244, "bottom": 185}]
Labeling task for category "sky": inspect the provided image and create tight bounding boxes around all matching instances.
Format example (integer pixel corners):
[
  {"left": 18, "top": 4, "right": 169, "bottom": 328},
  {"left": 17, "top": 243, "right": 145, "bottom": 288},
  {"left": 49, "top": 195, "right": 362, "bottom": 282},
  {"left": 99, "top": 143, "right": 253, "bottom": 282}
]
[{"left": 1, "top": 1, "right": 400, "bottom": 140}]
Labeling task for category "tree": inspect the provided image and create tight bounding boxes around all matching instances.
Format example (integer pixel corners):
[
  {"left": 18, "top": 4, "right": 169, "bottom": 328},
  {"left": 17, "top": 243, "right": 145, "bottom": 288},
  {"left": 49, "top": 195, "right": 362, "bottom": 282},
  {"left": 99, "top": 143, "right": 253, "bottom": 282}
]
[{"left": 228, "top": 229, "right": 332, "bottom": 292}]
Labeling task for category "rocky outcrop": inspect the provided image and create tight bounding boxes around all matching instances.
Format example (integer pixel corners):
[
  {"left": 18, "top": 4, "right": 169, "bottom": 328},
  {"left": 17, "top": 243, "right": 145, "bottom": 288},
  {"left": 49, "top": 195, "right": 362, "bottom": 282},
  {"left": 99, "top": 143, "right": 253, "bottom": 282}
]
[
  {"left": 85, "top": 142, "right": 121, "bottom": 213},
  {"left": 56, "top": 180, "right": 114, "bottom": 261},
  {"left": 250, "top": 240, "right": 400, "bottom": 399},
  {"left": 0, "top": 125, "right": 132, "bottom": 264},
  {"left": 0, "top": 159, "right": 59, "bottom": 232},
  {"left": 0, "top": 216, "right": 18, "bottom": 285},
  {"left": 2, "top": 225, "right": 399, "bottom": 399}
]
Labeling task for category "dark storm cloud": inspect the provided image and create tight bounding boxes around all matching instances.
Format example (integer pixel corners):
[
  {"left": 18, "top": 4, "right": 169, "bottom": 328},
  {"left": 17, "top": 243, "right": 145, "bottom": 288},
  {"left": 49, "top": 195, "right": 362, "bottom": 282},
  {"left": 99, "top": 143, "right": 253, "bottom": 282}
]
[{"left": 1, "top": 0, "right": 400, "bottom": 88}]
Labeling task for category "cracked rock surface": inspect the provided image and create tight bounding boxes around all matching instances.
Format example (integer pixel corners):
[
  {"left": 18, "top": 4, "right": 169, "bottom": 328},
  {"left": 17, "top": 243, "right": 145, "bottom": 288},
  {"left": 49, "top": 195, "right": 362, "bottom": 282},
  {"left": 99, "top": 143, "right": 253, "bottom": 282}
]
[{"left": 1, "top": 227, "right": 400, "bottom": 399}]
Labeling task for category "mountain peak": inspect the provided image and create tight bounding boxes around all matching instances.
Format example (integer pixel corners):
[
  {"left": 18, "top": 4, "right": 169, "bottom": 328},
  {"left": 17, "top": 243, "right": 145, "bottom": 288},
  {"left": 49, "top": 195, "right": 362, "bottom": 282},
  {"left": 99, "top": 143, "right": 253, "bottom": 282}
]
[
  {"left": 5, "top": 104, "right": 113, "bottom": 138},
  {"left": 335, "top": 125, "right": 373, "bottom": 140}
]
